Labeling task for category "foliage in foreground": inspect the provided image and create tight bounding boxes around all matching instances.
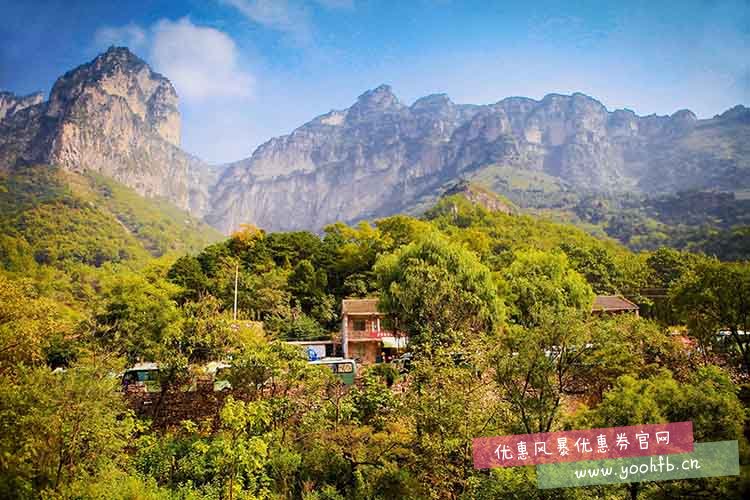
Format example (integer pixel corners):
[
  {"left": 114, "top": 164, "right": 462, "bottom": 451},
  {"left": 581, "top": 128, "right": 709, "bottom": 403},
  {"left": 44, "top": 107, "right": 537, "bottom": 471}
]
[{"left": 1, "top": 191, "right": 749, "bottom": 498}]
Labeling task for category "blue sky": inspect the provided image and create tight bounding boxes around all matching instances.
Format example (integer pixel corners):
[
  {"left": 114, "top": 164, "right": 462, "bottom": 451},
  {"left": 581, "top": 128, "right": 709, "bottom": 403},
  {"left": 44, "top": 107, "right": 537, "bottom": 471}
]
[{"left": 1, "top": 0, "right": 748, "bottom": 164}]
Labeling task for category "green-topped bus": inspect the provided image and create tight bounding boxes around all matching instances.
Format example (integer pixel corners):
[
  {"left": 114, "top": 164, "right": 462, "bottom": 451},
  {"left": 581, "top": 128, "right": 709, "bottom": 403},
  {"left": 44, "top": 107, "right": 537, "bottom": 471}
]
[
  {"left": 121, "top": 362, "right": 161, "bottom": 393},
  {"left": 309, "top": 358, "right": 357, "bottom": 385}
]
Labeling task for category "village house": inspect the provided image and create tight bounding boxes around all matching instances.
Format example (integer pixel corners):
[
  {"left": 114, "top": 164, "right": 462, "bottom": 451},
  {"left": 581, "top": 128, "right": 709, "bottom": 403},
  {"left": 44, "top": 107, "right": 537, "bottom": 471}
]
[
  {"left": 591, "top": 295, "right": 639, "bottom": 316},
  {"left": 341, "top": 298, "right": 408, "bottom": 364}
]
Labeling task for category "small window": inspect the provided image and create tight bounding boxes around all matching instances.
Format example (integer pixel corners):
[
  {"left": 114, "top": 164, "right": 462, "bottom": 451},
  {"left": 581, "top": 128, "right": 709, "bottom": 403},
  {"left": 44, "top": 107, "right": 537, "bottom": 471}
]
[
  {"left": 353, "top": 319, "right": 366, "bottom": 331},
  {"left": 137, "top": 371, "right": 158, "bottom": 382}
]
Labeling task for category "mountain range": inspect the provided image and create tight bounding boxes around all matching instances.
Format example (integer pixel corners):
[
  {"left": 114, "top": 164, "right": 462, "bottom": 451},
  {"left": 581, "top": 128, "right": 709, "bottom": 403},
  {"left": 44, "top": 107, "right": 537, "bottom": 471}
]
[{"left": 1, "top": 47, "right": 749, "bottom": 235}]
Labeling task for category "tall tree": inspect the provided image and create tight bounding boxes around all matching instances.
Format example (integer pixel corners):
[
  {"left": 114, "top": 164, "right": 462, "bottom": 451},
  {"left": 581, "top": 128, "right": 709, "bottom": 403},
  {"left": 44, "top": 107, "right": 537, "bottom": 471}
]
[
  {"left": 502, "top": 249, "right": 594, "bottom": 328},
  {"left": 0, "top": 362, "right": 133, "bottom": 498},
  {"left": 375, "top": 235, "right": 504, "bottom": 353},
  {"left": 671, "top": 259, "right": 750, "bottom": 371},
  {"left": 493, "top": 309, "right": 591, "bottom": 434}
]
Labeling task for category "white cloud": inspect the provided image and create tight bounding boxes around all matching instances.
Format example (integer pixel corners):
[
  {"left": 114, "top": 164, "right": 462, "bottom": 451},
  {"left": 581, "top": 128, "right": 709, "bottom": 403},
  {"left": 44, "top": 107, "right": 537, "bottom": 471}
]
[
  {"left": 150, "top": 18, "right": 253, "bottom": 100},
  {"left": 93, "top": 23, "right": 148, "bottom": 51},
  {"left": 220, "top": 0, "right": 355, "bottom": 43},
  {"left": 221, "top": 0, "right": 312, "bottom": 42},
  {"left": 93, "top": 18, "right": 254, "bottom": 102}
]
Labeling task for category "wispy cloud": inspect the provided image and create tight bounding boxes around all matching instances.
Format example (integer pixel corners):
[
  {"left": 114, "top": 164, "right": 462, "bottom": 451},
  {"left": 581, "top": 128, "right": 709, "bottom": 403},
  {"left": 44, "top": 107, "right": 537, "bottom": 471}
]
[
  {"left": 219, "top": 0, "right": 355, "bottom": 45},
  {"left": 221, "top": 0, "right": 312, "bottom": 43},
  {"left": 93, "top": 22, "right": 148, "bottom": 51},
  {"left": 93, "top": 18, "right": 253, "bottom": 101}
]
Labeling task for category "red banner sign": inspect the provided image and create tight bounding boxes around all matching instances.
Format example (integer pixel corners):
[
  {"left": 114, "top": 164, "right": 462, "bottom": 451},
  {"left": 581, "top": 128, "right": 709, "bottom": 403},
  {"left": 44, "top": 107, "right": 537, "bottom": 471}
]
[
  {"left": 473, "top": 421, "right": 693, "bottom": 468},
  {"left": 349, "top": 329, "right": 393, "bottom": 339}
]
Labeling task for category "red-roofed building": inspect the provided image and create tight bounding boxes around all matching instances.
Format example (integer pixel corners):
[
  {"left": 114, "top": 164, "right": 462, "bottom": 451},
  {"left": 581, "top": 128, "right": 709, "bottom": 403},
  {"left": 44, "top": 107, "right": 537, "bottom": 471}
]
[{"left": 341, "top": 298, "right": 408, "bottom": 364}]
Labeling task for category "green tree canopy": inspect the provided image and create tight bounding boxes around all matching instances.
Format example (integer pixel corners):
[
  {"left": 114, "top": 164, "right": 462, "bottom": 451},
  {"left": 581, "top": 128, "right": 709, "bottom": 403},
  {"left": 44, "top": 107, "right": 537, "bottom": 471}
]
[
  {"left": 375, "top": 235, "right": 504, "bottom": 353},
  {"left": 502, "top": 249, "right": 594, "bottom": 328},
  {"left": 671, "top": 258, "right": 750, "bottom": 371},
  {"left": 93, "top": 271, "right": 182, "bottom": 364}
]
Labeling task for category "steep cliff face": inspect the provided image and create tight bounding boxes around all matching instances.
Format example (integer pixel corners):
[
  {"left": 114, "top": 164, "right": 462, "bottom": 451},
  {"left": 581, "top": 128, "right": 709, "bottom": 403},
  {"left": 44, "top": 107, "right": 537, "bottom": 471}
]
[
  {"left": 209, "top": 86, "right": 749, "bottom": 232},
  {"left": 0, "top": 47, "right": 215, "bottom": 216},
  {"left": 207, "top": 85, "right": 483, "bottom": 232},
  {"left": 2, "top": 50, "right": 747, "bottom": 235}
]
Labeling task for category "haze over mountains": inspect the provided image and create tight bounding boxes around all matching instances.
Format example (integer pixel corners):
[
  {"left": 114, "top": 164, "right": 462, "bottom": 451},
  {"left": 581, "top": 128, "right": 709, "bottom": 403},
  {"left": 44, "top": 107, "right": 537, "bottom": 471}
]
[{"left": 1, "top": 47, "right": 748, "bottom": 233}]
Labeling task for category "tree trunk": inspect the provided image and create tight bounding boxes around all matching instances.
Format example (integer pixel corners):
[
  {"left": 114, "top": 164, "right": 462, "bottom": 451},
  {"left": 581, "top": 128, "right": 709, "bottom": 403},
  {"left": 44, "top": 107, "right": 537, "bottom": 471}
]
[{"left": 629, "top": 482, "right": 639, "bottom": 500}]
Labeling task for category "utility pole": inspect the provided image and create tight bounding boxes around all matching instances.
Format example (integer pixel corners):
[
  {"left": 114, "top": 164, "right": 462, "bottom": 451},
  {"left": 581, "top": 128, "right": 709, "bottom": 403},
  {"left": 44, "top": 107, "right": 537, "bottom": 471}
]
[{"left": 233, "top": 264, "right": 239, "bottom": 321}]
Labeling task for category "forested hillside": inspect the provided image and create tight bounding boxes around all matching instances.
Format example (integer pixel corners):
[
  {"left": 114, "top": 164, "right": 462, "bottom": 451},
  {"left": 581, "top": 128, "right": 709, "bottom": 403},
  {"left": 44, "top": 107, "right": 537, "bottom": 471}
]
[
  {"left": 0, "top": 164, "right": 221, "bottom": 307},
  {"left": 1, "top": 188, "right": 749, "bottom": 499},
  {"left": 484, "top": 183, "right": 750, "bottom": 261}
]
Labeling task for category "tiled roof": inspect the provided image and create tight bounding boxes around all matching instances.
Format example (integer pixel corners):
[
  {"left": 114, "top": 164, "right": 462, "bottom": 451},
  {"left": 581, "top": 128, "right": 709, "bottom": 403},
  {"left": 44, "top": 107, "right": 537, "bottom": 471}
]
[
  {"left": 342, "top": 298, "right": 381, "bottom": 315},
  {"left": 592, "top": 295, "right": 639, "bottom": 312}
]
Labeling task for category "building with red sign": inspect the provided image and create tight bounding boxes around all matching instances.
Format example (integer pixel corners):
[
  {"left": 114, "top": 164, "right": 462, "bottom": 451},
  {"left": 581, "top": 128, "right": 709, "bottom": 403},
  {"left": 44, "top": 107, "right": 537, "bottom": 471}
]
[{"left": 340, "top": 298, "right": 408, "bottom": 364}]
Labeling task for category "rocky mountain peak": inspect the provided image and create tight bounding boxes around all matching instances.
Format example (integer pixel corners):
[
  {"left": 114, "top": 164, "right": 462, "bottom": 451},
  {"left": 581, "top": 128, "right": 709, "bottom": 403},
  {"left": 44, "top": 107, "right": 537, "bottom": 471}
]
[
  {"left": 47, "top": 46, "right": 180, "bottom": 146},
  {"left": 98, "top": 45, "right": 146, "bottom": 68},
  {"left": 348, "top": 84, "right": 402, "bottom": 119},
  {"left": 4, "top": 48, "right": 748, "bottom": 236},
  {"left": 497, "top": 96, "right": 538, "bottom": 116},
  {"left": 411, "top": 93, "right": 455, "bottom": 112},
  {"left": 671, "top": 109, "right": 697, "bottom": 122},
  {"left": 537, "top": 92, "right": 607, "bottom": 113},
  {"left": 717, "top": 105, "right": 750, "bottom": 123},
  {"left": 209, "top": 88, "right": 748, "bottom": 233},
  {"left": 360, "top": 83, "right": 397, "bottom": 102},
  {"left": 0, "top": 48, "right": 216, "bottom": 217}
]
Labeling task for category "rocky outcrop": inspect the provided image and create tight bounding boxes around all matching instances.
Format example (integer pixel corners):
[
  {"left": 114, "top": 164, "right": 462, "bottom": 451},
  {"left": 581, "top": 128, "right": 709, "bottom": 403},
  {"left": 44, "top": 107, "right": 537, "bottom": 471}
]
[
  {"left": 443, "top": 181, "right": 514, "bottom": 214},
  {"left": 0, "top": 91, "right": 44, "bottom": 121},
  {"left": 45, "top": 47, "right": 180, "bottom": 146},
  {"left": 209, "top": 86, "right": 748, "bottom": 232},
  {"left": 207, "top": 85, "right": 479, "bottom": 232},
  {"left": 0, "top": 47, "right": 216, "bottom": 216}
]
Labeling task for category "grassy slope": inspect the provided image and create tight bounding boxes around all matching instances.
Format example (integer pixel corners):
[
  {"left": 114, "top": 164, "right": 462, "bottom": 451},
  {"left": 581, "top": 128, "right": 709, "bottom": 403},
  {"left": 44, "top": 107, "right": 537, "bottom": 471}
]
[
  {"left": 69, "top": 171, "right": 222, "bottom": 257},
  {"left": 468, "top": 164, "right": 566, "bottom": 196},
  {"left": 0, "top": 165, "right": 222, "bottom": 270}
]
